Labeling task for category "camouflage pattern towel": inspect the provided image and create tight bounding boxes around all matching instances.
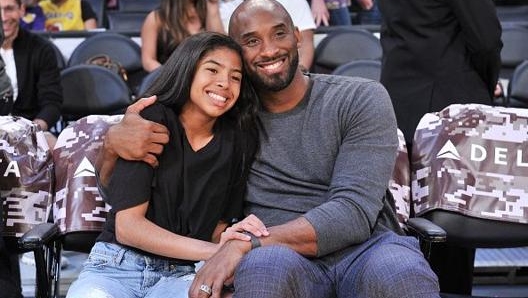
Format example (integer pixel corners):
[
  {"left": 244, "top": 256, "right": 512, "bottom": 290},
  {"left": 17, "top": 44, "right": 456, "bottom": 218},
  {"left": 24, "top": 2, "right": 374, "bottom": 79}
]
[
  {"left": 412, "top": 104, "right": 528, "bottom": 224},
  {"left": 1, "top": 116, "right": 52, "bottom": 237},
  {"left": 389, "top": 129, "right": 411, "bottom": 225},
  {"left": 53, "top": 115, "right": 122, "bottom": 234}
]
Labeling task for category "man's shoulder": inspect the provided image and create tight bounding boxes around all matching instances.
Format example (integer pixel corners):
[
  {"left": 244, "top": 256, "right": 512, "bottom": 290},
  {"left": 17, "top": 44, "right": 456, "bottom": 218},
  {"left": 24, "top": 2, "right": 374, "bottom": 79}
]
[
  {"left": 308, "top": 73, "right": 390, "bottom": 109},
  {"left": 309, "top": 73, "right": 380, "bottom": 90}
]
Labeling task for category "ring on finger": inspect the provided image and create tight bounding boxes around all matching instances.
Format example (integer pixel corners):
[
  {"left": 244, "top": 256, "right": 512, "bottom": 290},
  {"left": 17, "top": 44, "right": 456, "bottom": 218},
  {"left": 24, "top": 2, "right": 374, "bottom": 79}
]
[{"left": 199, "top": 284, "right": 212, "bottom": 295}]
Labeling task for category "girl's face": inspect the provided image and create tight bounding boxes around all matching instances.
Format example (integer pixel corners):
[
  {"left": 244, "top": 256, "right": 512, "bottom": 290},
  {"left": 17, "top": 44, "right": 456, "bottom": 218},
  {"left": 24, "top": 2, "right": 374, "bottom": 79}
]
[{"left": 185, "top": 47, "right": 243, "bottom": 120}]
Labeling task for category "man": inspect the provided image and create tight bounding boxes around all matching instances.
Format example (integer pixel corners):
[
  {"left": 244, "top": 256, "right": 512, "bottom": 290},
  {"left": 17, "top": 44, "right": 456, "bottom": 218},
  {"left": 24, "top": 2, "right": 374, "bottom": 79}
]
[
  {"left": 0, "top": 0, "right": 62, "bottom": 146},
  {"left": 39, "top": 0, "right": 97, "bottom": 31},
  {"left": 99, "top": 1, "right": 440, "bottom": 297},
  {"left": 378, "top": 0, "right": 502, "bottom": 294},
  {"left": 220, "top": 0, "right": 315, "bottom": 72}
]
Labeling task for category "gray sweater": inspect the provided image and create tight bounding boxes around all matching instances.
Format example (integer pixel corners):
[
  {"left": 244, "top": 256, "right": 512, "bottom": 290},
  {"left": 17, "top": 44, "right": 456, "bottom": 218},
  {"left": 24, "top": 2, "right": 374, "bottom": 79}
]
[{"left": 245, "top": 74, "right": 400, "bottom": 258}]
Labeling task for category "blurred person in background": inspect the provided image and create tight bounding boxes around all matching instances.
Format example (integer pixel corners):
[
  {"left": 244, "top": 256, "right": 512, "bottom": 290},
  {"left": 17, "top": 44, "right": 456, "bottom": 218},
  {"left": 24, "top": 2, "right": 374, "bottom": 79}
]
[
  {"left": 310, "top": 0, "right": 380, "bottom": 26},
  {"left": 310, "top": 0, "right": 353, "bottom": 26},
  {"left": 39, "top": 0, "right": 97, "bottom": 31},
  {"left": 141, "top": 0, "right": 225, "bottom": 72},
  {"left": 19, "top": 0, "right": 46, "bottom": 30},
  {"left": 0, "top": 0, "right": 63, "bottom": 147}
]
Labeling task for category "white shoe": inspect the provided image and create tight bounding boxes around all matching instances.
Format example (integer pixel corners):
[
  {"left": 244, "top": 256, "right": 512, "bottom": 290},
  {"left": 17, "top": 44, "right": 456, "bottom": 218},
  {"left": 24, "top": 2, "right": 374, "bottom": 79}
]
[{"left": 21, "top": 252, "right": 69, "bottom": 269}]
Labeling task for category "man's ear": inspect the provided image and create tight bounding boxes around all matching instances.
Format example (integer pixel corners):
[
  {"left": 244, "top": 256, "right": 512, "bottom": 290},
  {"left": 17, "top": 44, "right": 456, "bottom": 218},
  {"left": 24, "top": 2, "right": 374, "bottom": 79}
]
[{"left": 294, "top": 26, "right": 302, "bottom": 49}]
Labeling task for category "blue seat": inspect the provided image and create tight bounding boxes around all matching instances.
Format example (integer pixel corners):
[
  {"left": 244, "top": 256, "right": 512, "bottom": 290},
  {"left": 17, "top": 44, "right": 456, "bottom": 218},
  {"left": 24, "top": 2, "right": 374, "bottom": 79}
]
[
  {"left": 331, "top": 59, "right": 381, "bottom": 81},
  {"left": 507, "top": 60, "right": 528, "bottom": 108},
  {"left": 312, "top": 28, "right": 382, "bottom": 74},
  {"left": 118, "top": 0, "right": 160, "bottom": 13},
  {"left": 67, "top": 32, "right": 146, "bottom": 96},
  {"left": 106, "top": 11, "right": 148, "bottom": 32},
  {"left": 60, "top": 64, "right": 132, "bottom": 123},
  {"left": 138, "top": 67, "right": 162, "bottom": 96}
]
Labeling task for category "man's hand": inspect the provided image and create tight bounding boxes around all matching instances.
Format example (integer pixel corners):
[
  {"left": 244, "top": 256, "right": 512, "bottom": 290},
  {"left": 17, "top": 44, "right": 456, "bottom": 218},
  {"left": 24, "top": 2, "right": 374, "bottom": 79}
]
[
  {"left": 189, "top": 241, "right": 249, "bottom": 298},
  {"left": 105, "top": 115, "right": 168, "bottom": 167},
  {"left": 96, "top": 96, "right": 169, "bottom": 185}
]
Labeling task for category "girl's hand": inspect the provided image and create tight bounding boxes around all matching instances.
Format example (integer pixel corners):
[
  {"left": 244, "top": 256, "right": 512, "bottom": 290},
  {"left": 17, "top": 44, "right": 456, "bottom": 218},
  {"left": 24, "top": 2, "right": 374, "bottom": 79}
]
[
  {"left": 227, "top": 214, "right": 269, "bottom": 237},
  {"left": 218, "top": 214, "right": 270, "bottom": 246}
]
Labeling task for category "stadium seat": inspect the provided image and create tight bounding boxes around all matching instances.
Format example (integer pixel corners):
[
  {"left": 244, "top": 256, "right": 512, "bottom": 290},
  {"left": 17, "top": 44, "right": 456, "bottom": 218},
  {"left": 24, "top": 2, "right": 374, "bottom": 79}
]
[
  {"left": 49, "top": 42, "right": 66, "bottom": 70},
  {"left": 60, "top": 64, "right": 132, "bottom": 124},
  {"left": 138, "top": 66, "right": 162, "bottom": 96},
  {"left": 118, "top": 0, "right": 160, "bottom": 13},
  {"left": 507, "top": 60, "right": 528, "bottom": 108},
  {"left": 106, "top": 11, "right": 147, "bottom": 32},
  {"left": 412, "top": 104, "right": 528, "bottom": 295},
  {"left": 499, "top": 26, "right": 528, "bottom": 80},
  {"left": 312, "top": 28, "right": 382, "bottom": 74},
  {"left": 1, "top": 116, "right": 59, "bottom": 298},
  {"left": 331, "top": 59, "right": 381, "bottom": 81},
  {"left": 67, "top": 32, "right": 146, "bottom": 96},
  {"left": 47, "top": 115, "right": 122, "bottom": 298}
]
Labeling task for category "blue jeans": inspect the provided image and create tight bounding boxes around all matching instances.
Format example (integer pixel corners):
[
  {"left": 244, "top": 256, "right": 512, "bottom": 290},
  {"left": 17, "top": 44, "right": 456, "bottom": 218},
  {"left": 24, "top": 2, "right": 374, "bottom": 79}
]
[
  {"left": 356, "top": 0, "right": 382, "bottom": 25},
  {"left": 329, "top": 7, "right": 352, "bottom": 26},
  {"left": 66, "top": 242, "right": 196, "bottom": 298},
  {"left": 233, "top": 231, "right": 440, "bottom": 298}
]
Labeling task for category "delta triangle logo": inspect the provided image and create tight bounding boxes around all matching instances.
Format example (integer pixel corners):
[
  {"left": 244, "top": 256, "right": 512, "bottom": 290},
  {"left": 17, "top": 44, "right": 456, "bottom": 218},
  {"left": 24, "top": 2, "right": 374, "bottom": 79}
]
[
  {"left": 436, "top": 140, "right": 461, "bottom": 160},
  {"left": 73, "top": 157, "right": 96, "bottom": 178}
]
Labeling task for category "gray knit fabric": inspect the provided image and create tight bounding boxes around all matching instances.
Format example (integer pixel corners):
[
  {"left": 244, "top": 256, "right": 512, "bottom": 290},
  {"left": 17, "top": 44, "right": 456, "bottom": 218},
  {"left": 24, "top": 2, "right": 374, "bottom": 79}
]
[{"left": 245, "top": 73, "right": 399, "bottom": 257}]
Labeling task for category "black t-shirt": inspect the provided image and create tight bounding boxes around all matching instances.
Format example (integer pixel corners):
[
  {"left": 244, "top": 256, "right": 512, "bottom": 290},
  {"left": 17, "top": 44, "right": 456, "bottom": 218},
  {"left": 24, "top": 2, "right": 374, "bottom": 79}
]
[{"left": 97, "top": 103, "right": 245, "bottom": 260}]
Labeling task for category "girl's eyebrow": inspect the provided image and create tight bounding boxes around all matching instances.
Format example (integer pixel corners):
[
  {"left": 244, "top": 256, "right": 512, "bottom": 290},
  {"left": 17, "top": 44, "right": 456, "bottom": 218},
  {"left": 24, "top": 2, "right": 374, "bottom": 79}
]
[{"left": 203, "top": 59, "right": 242, "bottom": 74}]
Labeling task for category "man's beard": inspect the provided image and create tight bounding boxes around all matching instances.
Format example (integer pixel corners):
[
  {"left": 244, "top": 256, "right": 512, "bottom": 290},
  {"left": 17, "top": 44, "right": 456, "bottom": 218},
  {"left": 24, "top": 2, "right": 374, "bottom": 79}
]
[{"left": 250, "top": 52, "right": 299, "bottom": 92}]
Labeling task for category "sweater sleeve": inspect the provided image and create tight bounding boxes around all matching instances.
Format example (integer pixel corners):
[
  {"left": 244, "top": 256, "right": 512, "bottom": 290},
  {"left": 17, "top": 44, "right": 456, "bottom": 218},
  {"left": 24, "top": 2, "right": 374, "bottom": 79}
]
[{"left": 302, "top": 80, "right": 399, "bottom": 256}]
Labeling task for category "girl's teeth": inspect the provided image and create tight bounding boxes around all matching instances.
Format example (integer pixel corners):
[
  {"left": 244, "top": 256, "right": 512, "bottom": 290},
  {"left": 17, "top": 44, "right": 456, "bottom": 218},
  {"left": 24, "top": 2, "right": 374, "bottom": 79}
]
[{"left": 209, "top": 92, "right": 226, "bottom": 102}]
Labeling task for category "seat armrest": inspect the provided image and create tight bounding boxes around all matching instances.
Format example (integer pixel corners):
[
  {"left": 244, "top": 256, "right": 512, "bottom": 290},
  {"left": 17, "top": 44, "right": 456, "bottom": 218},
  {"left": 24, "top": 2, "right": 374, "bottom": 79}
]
[
  {"left": 405, "top": 217, "right": 447, "bottom": 243},
  {"left": 18, "top": 222, "right": 60, "bottom": 250}
]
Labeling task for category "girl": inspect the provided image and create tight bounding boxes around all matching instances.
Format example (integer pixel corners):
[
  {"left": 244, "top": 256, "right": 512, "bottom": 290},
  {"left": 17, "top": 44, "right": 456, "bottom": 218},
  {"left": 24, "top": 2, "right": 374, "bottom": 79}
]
[{"left": 66, "top": 32, "right": 265, "bottom": 298}]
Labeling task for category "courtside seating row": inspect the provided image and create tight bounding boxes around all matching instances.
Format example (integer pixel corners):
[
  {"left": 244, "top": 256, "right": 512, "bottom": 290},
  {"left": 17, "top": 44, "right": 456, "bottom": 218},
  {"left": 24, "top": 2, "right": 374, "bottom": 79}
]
[
  {"left": 3, "top": 103, "right": 528, "bottom": 297},
  {"left": 0, "top": 114, "right": 442, "bottom": 298}
]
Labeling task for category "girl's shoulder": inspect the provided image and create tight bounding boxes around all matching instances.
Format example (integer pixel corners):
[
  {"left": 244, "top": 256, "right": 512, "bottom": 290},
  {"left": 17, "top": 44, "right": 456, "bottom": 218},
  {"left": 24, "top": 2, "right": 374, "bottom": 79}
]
[{"left": 140, "top": 102, "right": 171, "bottom": 123}]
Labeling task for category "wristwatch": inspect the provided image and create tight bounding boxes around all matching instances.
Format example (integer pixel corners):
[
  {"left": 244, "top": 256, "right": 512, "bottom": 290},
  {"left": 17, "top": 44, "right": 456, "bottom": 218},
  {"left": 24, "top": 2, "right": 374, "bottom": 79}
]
[{"left": 243, "top": 231, "right": 261, "bottom": 250}]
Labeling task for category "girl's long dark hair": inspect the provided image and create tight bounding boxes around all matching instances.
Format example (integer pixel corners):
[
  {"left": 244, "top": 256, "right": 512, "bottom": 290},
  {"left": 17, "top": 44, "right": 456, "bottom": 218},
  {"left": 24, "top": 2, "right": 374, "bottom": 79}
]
[{"left": 141, "top": 31, "right": 260, "bottom": 189}]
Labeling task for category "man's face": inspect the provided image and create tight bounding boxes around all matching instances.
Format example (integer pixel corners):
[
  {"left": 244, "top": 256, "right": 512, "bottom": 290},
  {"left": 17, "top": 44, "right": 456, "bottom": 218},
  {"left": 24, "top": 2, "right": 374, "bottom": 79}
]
[
  {"left": 230, "top": 7, "right": 300, "bottom": 92},
  {"left": 0, "top": 0, "right": 23, "bottom": 42}
]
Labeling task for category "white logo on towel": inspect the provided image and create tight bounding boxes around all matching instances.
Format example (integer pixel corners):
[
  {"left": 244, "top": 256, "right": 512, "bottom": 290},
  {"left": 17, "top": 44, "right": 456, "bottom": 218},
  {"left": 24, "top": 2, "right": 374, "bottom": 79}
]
[
  {"left": 73, "top": 157, "right": 95, "bottom": 178},
  {"left": 436, "top": 140, "right": 461, "bottom": 160}
]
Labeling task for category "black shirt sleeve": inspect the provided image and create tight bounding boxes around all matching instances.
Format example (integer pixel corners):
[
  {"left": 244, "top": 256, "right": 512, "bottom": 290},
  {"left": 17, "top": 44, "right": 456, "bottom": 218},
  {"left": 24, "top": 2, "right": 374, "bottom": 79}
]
[
  {"left": 81, "top": 0, "right": 97, "bottom": 22},
  {"left": 102, "top": 104, "right": 166, "bottom": 211}
]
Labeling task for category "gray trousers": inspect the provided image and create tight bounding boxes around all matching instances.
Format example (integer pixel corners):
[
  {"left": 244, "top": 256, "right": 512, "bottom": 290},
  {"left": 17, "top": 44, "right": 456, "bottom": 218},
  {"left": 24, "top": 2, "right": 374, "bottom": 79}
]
[{"left": 233, "top": 231, "right": 440, "bottom": 298}]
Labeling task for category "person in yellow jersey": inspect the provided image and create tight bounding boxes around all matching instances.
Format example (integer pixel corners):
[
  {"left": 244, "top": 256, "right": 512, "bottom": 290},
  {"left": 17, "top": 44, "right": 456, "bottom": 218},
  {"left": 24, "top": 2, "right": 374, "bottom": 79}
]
[{"left": 39, "top": 0, "right": 96, "bottom": 31}]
